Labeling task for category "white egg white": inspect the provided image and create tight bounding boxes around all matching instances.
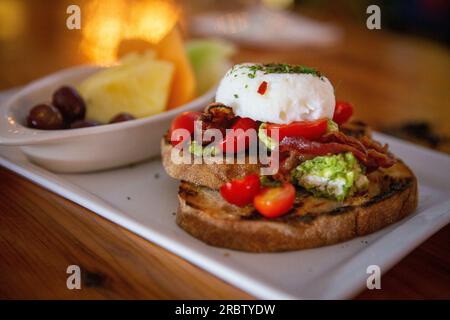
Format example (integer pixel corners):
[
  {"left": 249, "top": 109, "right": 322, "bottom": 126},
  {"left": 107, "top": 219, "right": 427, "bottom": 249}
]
[{"left": 215, "top": 63, "right": 335, "bottom": 124}]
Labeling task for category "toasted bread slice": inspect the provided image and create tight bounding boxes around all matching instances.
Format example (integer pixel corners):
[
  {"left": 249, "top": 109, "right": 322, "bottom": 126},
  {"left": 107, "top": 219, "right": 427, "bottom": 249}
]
[
  {"left": 161, "top": 138, "right": 260, "bottom": 190},
  {"left": 176, "top": 160, "right": 418, "bottom": 252}
]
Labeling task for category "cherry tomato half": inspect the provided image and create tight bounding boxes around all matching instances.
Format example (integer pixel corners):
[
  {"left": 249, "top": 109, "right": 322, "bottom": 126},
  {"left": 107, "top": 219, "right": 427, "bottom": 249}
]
[
  {"left": 219, "top": 117, "right": 258, "bottom": 154},
  {"left": 220, "top": 174, "right": 261, "bottom": 207},
  {"left": 169, "top": 111, "right": 201, "bottom": 146},
  {"left": 333, "top": 101, "right": 353, "bottom": 125},
  {"left": 253, "top": 183, "right": 295, "bottom": 218},
  {"left": 266, "top": 119, "right": 328, "bottom": 142}
]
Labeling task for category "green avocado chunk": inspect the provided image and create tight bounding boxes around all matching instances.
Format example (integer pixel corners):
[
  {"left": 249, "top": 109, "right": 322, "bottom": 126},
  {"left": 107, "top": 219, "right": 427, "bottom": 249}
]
[
  {"left": 188, "top": 141, "right": 219, "bottom": 157},
  {"left": 292, "top": 152, "right": 368, "bottom": 201},
  {"left": 258, "top": 123, "right": 277, "bottom": 150},
  {"left": 327, "top": 119, "right": 339, "bottom": 132}
]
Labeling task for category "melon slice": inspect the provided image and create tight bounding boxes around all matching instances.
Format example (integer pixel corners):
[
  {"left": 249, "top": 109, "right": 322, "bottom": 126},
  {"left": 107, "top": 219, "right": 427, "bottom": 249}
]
[
  {"left": 153, "top": 26, "right": 197, "bottom": 109},
  {"left": 186, "top": 39, "right": 235, "bottom": 95}
]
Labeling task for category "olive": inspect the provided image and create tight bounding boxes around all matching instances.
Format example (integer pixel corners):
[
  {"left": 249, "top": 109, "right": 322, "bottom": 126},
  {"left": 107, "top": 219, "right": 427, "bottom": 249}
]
[
  {"left": 52, "top": 86, "right": 86, "bottom": 123},
  {"left": 27, "top": 104, "right": 64, "bottom": 130},
  {"left": 109, "top": 112, "right": 135, "bottom": 124},
  {"left": 70, "top": 119, "right": 102, "bottom": 129}
]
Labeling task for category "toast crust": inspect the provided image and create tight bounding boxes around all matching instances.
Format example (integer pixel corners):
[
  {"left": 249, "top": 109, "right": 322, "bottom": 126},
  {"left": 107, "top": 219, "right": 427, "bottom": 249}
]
[
  {"left": 176, "top": 161, "right": 418, "bottom": 252},
  {"left": 161, "top": 138, "right": 260, "bottom": 190}
]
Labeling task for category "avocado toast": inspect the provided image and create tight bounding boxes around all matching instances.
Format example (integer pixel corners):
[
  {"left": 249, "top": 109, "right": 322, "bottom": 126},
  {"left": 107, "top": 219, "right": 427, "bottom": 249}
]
[{"left": 161, "top": 63, "right": 418, "bottom": 252}]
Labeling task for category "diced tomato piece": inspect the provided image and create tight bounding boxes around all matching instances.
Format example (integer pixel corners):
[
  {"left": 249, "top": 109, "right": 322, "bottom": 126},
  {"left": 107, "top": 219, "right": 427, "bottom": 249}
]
[
  {"left": 220, "top": 174, "right": 261, "bottom": 207},
  {"left": 257, "top": 81, "right": 268, "bottom": 95}
]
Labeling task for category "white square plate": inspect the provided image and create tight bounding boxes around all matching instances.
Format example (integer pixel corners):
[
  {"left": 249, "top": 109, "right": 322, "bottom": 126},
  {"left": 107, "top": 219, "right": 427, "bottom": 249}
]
[{"left": 1, "top": 91, "right": 449, "bottom": 299}]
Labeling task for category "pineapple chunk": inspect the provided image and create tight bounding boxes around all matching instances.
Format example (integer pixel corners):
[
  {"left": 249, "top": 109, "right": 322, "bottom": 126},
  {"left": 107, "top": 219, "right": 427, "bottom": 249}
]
[{"left": 79, "top": 58, "right": 174, "bottom": 123}]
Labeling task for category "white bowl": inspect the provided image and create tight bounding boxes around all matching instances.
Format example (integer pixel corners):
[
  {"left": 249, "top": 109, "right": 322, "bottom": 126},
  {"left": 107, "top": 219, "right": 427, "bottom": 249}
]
[{"left": 0, "top": 65, "right": 215, "bottom": 172}]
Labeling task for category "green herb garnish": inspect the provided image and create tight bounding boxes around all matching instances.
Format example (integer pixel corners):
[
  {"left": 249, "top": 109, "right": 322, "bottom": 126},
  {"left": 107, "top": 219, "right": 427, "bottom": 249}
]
[{"left": 230, "top": 63, "right": 322, "bottom": 79}]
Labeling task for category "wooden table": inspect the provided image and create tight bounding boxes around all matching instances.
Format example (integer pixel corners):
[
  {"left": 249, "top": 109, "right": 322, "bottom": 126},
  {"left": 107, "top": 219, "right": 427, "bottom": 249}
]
[{"left": 1, "top": 3, "right": 450, "bottom": 299}]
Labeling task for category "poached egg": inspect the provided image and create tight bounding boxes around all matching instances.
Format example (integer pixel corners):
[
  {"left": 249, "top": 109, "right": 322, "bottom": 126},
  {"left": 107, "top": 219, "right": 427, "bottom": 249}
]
[{"left": 215, "top": 63, "right": 335, "bottom": 124}]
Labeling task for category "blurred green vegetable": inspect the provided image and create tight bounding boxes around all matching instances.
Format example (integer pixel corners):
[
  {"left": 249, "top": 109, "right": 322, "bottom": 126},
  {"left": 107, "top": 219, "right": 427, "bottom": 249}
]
[{"left": 186, "top": 38, "right": 236, "bottom": 95}]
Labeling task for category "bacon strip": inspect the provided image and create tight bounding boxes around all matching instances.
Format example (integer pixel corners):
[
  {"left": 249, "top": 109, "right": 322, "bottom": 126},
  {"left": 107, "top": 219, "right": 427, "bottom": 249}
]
[
  {"left": 367, "top": 149, "right": 396, "bottom": 169},
  {"left": 360, "top": 136, "right": 388, "bottom": 153},
  {"left": 280, "top": 136, "right": 368, "bottom": 162},
  {"left": 200, "top": 103, "right": 236, "bottom": 136},
  {"left": 279, "top": 134, "right": 396, "bottom": 172},
  {"left": 319, "top": 131, "right": 368, "bottom": 154}
]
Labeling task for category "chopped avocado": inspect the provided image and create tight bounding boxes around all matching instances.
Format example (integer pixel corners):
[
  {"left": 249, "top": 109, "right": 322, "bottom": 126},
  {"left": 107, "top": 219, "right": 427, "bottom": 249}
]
[
  {"left": 258, "top": 123, "right": 278, "bottom": 150},
  {"left": 188, "top": 140, "right": 204, "bottom": 157},
  {"left": 292, "top": 152, "right": 368, "bottom": 201},
  {"left": 260, "top": 175, "right": 282, "bottom": 187},
  {"left": 188, "top": 140, "right": 219, "bottom": 157},
  {"left": 327, "top": 119, "right": 339, "bottom": 132}
]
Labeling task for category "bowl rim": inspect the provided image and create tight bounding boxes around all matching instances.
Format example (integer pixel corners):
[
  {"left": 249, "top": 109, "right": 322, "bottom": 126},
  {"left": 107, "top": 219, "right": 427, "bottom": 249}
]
[{"left": 0, "top": 64, "right": 216, "bottom": 146}]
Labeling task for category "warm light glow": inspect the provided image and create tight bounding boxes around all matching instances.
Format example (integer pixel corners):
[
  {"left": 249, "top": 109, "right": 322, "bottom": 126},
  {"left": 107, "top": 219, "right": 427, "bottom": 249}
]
[
  {"left": 0, "top": 0, "right": 25, "bottom": 40},
  {"left": 126, "top": 1, "right": 180, "bottom": 43},
  {"left": 262, "top": 0, "right": 294, "bottom": 9},
  {"left": 81, "top": 0, "right": 179, "bottom": 65}
]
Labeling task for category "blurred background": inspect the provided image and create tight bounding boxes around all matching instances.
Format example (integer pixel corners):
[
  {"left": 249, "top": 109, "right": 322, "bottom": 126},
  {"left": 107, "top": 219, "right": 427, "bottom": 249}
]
[{"left": 0, "top": 0, "right": 449, "bottom": 150}]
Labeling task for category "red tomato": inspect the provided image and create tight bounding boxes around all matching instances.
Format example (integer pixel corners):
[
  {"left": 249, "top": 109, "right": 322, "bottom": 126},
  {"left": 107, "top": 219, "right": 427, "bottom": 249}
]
[
  {"left": 254, "top": 183, "right": 295, "bottom": 218},
  {"left": 219, "top": 117, "right": 258, "bottom": 154},
  {"left": 220, "top": 174, "right": 261, "bottom": 207},
  {"left": 266, "top": 119, "right": 327, "bottom": 142},
  {"left": 169, "top": 111, "right": 201, "bottom": 146},
  {"left": 333, "top": 101, "right": 353, "bottom": 125},
  {"left": 257, "top": 81, "right": 268, "bottom": 95}
]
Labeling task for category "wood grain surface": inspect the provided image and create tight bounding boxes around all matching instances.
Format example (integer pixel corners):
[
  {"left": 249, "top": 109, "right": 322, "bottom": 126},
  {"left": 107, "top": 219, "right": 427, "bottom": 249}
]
[{"left": 0, "top": 2, "right": 449, "bottom": 299}]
